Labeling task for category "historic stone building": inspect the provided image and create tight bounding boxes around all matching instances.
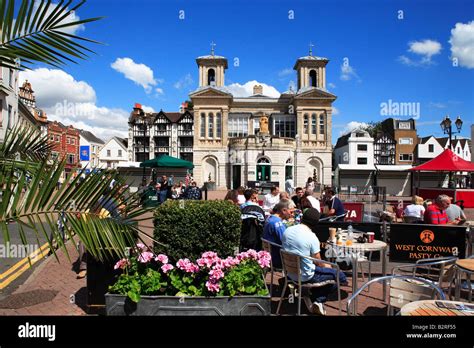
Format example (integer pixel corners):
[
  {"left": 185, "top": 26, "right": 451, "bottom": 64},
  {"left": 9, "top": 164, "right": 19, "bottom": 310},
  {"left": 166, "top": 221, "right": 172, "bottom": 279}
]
[{"left": 190, "top": 49, "right": 336, "bottom": 189}]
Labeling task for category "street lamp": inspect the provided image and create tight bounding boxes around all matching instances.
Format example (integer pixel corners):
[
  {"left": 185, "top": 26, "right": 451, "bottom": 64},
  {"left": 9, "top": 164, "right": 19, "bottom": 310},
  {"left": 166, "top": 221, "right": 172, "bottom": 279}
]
[
  {"left": 440, "top": 115, "right": 463, "bottom": 150},
  {"left": 440, "top": 115, "right": 463, "bottom": 188}
]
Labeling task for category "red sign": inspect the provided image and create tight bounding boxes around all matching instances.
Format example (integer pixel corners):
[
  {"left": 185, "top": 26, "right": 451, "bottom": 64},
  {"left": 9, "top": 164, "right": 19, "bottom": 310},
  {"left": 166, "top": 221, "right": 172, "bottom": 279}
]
[{"left": 344, "top": 202, "right": 364, "bottom": 222}]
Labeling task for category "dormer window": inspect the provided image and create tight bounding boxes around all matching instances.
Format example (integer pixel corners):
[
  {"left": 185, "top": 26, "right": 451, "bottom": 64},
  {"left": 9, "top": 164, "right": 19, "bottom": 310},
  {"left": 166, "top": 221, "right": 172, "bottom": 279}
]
[{"left": 309, "top": 70, "right": 317, "bottom": 87}]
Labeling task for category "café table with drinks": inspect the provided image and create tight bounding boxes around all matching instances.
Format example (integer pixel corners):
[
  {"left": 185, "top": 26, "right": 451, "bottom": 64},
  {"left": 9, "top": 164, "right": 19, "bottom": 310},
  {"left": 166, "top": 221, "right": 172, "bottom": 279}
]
[
  {"left": 326, "top": 225, "right": 388, "bottom": 312},
  {"left": 400, "top": 300, "right": 474, "bottom": 316}
]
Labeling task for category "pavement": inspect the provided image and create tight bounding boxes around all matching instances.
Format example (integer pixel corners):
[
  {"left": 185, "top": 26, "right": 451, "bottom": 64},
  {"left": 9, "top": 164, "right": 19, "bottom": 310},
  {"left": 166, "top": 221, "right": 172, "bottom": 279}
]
[{"left": 0, "top": 191, "right": 471, "bottom": 316}]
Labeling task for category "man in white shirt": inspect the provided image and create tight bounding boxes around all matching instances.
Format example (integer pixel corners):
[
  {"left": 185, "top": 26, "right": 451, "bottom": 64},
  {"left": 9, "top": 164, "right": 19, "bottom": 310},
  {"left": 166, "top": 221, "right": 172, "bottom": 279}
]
[{"left": 263, "top": 186, "right": 280, "bottom": 211}]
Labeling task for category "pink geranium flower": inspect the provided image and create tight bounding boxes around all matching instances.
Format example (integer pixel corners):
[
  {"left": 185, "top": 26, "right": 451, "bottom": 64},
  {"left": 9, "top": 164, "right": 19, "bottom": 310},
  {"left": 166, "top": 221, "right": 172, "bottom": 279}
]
[
  {"left": 209, "top": 268, "right": 225, "bottom": 280},
  {"left": 155, "top": 254, "right": 169, "bottom": 264},
  {"left": 136, "top": 243, "right": 146, "bottom": 250},
  {"left": 258, "top": 258, "right": 271, "bottom": 269},
  {"left": 257, "top": 250, "right": 271, "bottom": 261},
  {"left": 161, "top": 263, "right": 174, "bottom": 273},
  {"left": 114, "top": 258, "right": 130, "bottom": 270},
  {"left": 138, "top": 251, "right": 154, "bottom": 263},
  {"left": 206, "top": 279, "right": 220, "bottom": 293}
]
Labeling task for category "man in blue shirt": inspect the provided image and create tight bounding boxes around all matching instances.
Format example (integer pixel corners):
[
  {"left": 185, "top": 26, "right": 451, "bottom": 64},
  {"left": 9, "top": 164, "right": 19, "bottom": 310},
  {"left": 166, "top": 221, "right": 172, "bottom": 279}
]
[
  {"left": 282, "top": 208, "right": 347, "bottom": 315},
  {"left": 263, "top": 201, "right": 291, "bottom": 268},
  {"left": 324, "top": 187, "right": 345, "bottom": 221}
]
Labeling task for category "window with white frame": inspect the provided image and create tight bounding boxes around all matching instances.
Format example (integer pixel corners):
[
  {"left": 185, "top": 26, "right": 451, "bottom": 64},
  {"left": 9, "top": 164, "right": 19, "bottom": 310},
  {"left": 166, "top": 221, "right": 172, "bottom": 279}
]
[
  {"left": 428, "top": 144, "right": 434, "bottom": 152},
  {"left": 399, "top": 138, "right": 413, "bottom": 145},
  {"left": 67, "top": 154, "right": 75, "bottom": 164},
  {"left": 208, "top": 113, "right": 214, "bottom": 138},
  {"left": 399, "top": 153, "right": 413, "bottom": 161},
  {"left": 107, "top": 149, "right": 111, "bottom": 157},
  {"left": 303, "top": 114, "right": 309, "bottom": 134},
  {"left": 357, "top": 144, "right": 367, "bottom": 151},
  {"left": 319, "top": 114, "right": 325, "bottom": 135},
  {"left": 311, "top": 114, "right": 317, "bottom": 134},
  {"left": 228, "top": 116, "right": 249, "bottom": 138},
  {"left": 216, "top": 113, "right": 222, "bottom": 138},
  {"left": 273, "top": 115, "right": 295, "bottom": 138},
  {"left": 357, "top": 157, "right": 368, "bottom": 165},
  {"left": 118, "top": 149, "right": 122, "bottom": 157},
  {"left": 200, "top": 113, "right": 205, "bottom": 138}
]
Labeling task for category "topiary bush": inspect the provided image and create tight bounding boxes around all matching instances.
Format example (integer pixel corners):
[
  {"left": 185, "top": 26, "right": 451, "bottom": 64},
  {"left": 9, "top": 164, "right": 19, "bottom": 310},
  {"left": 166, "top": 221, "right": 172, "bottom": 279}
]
[{"left": 153, "top": 200, "right": 241, "bottom": 262}]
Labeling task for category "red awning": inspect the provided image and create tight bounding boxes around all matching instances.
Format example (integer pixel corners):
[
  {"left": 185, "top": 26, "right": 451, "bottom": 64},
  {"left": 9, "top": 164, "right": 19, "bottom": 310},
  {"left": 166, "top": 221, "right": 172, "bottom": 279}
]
[{"left": 410, "top": 148, "right": 474, "bottom": 172}]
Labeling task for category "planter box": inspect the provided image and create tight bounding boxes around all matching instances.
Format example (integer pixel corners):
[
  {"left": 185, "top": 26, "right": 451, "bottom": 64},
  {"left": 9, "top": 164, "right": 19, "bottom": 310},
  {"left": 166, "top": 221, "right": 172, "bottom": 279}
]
[{"left": 105, "top": 293, "right": 271, "bottom": 316}]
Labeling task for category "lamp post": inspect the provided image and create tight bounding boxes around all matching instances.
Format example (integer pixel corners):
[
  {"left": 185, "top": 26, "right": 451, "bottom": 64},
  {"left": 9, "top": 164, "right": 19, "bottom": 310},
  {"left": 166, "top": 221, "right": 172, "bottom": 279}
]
[{"left": 440, "top": 115, "right": 463, "bottom": 188}]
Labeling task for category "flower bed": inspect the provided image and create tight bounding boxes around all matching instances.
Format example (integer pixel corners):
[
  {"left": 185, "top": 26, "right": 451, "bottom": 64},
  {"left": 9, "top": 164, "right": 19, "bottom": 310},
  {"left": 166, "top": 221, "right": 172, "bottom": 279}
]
[{"left": 106, "top": 244, "right": 271, "bottom": 316}]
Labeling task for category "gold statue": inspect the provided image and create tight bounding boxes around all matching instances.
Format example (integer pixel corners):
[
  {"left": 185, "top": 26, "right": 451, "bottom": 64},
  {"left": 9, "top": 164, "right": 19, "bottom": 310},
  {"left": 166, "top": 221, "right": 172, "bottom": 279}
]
[{"left": 259, "top": 115, "right": 269, "bottom": 134}]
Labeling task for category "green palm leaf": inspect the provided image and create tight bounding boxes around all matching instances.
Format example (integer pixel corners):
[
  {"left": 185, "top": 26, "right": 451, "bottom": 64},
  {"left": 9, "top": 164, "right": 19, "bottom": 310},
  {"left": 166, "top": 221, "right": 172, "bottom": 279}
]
[{"left": 0, "top": 0, "right": 103, "bottom": 69}]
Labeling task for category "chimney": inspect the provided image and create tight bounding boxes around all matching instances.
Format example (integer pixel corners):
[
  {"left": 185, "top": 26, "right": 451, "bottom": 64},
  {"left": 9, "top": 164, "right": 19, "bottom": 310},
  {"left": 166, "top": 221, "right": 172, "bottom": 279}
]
[{"left": 253, "top": 84, "right": 263, "bottom": 95}]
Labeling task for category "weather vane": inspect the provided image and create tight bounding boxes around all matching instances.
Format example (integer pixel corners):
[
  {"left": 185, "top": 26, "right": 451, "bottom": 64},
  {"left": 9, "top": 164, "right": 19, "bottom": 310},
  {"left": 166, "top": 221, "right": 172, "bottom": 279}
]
[
  {"left": 309, "top": 42, "right": 314, "bottom": 56},
  {"left": 210, "top": 41, "right": 216, "bottom": 56}
]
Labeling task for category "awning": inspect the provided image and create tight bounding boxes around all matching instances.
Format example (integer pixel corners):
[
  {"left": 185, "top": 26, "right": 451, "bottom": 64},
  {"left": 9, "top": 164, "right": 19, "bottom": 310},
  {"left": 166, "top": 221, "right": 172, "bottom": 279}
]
[
  {"left": 139, "top": 155, "right": 194, "bottom": 169},
  {"left": 410, "top": 148, "right": 474, "bottom": 172}
]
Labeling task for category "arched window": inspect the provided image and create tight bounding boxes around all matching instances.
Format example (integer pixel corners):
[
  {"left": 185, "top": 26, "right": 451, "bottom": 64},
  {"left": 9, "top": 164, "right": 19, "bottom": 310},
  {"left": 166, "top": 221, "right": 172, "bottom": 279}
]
[
  {"left": 208, "top": 113, "right": 214, "bottom": 138},
  {"left": 311, "top": 113, "right": 317, "bottom": 134},
  {"left": 319, "top": 114, "right": 325, "bottom": 135},
  {"left": 309, "top": 70, "right": 317, "bottom": 87},
  {"left": 216, "top": 112, "right": 222, "bottom": 138},
  {"left": 257, "top": 157, "right": 270, "bottom": 164},
  {"left": 303, "top": 114, "right": 309, "bottom": 134},
  {"left": 200, "top": 113, "right": 206, "bottom": 137},
  {"left": 207, "top": 69, "right": 216, "bottom": 85}
]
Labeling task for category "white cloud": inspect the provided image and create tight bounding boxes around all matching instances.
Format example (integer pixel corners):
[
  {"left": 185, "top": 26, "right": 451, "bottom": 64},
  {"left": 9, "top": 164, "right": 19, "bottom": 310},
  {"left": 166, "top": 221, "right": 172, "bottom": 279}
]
[
  {"left": 226, "top": 80, "right": 280, "bottom": 97},
  {"left": 155, "top": 88, "right": 164, "bottom": 95},
  {"left": 19, "top": 69, "right": 128, "bottom": 139},
  {"left": 339, "top": 121, "right": 368, "bottom": 136},
  {"left": 449, "top": 21, "right": 474, "bottom": 69},
  {"left": 141, "top": 105, "right": 155, "bottom": 113},
  {"left": 332, "top": 106, "right": 340, "bottom": 115},
  {"left": 399, "top": 39, "right": 442, "bottom": 66},
  {"left": 19, "top": 68, "right": 96, "bottom": 107},
  {"left": 111, "top": 57, "right": 158, "bottom": 93},
  {"left": 278, "top": 68, "right": 293, "bottom": 77},
  {"left": 174, "top": 74, "right": 194, "bottom": 89},
  {"left": 328, "top": 82, "right": 336, "bottom": 89},
  {"left": 32, "top": 2, "right": 85, "bottom": 35},
  {"left": 429, "top": 102, "right": 447, "bottom": 109},
  {"left": 340, "top": 64, "right": 359, "bottom": 81}
]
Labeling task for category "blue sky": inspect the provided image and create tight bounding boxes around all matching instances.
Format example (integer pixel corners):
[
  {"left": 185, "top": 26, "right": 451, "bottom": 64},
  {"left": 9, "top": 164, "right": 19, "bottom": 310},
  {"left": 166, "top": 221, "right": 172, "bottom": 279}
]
[{"left": 19, "top": 0, "right": 474, "bottom": 141}]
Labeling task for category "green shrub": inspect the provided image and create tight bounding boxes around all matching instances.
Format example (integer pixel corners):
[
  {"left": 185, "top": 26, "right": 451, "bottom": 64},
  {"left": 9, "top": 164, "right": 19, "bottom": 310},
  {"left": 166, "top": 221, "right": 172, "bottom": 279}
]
[{"left": 153, "top": 200, "right": 241, "bottom": 261}]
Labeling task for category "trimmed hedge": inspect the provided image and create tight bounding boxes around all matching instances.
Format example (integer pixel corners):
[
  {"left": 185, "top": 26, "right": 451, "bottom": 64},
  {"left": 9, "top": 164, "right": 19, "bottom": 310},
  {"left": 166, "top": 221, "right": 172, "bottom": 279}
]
[{"left": 153, "top": 200, "right": 241, "bottom": 262}]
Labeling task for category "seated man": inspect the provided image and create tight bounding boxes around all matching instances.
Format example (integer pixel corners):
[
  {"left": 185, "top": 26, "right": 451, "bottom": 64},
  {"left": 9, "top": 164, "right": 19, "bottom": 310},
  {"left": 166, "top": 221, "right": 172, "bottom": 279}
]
[
  {"left": 323, "top": 187, "right": 345, "bottom": 221},
  {"left": 446, "top": 196, "right": 466, "bottom": 225},
  {"left": 424, "top": 194, "right": 462, "bottom": 225},
  {"left": 240, "top": 189, "right": 265, "bottom": 251},
  {"left": 282, "top": 208, "right": 348, "bottom": 315},
  {"left": 262, "top": 201, "right": 291, "bottom": 268},
  {"left": 291, "top": 187, "right": 305, "bottom": 209},
  {"left": 263, "top": 186, "right": 280, "bottom": 211}
]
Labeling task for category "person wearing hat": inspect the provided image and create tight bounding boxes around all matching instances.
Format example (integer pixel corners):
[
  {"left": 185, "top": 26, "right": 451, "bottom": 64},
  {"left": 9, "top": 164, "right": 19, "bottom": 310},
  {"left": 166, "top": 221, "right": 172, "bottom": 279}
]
[{"left": 281, "top": 208, "right": 348, "bottom": 315}]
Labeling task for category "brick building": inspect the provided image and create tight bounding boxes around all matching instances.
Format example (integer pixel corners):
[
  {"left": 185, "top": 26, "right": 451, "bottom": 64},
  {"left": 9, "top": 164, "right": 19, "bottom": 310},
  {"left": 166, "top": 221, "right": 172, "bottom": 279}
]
[{"left": 47, "top": 121, "right": 80, "bottom": 175}]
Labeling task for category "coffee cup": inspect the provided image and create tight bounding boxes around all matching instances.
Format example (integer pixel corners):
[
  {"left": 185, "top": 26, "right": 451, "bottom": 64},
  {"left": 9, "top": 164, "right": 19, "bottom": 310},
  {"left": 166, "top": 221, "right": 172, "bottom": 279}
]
[
  {"left": 329, "top": 228, "right": 337, "bottom": 241},
  {"left": 366, "top": 232, "right": 375, "bottom": 243}
]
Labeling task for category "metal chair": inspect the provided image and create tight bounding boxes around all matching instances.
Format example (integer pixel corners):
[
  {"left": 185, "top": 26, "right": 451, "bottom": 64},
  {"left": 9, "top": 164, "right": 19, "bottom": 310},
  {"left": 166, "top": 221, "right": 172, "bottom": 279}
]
[
  {"left": 454, "top": 254, "right": 474, "bottom": 302},
  {"left": 261, "top": 238, "right": 283, "bottom": 297},
  {"left": 392, "top": 257, "right": 458, "bottom": 299},
  {"left": 276, "top": 249, "right": 342, "bottom": 316},
  {"left": 346, "top": 275, "right": 446, "bottom": 316}
]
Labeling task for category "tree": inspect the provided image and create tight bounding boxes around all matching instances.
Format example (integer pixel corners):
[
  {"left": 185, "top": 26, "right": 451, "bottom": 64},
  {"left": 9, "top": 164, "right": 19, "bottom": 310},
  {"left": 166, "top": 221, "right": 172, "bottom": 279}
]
[
  {"left": 360, "top": 121, "right": 382, "bottom": 138},
  {"left": 0, "top": 1, "right": 149, "bottom": 262},
  {"left": 0, "top": 0, "right": 102, "bottom": 69}
]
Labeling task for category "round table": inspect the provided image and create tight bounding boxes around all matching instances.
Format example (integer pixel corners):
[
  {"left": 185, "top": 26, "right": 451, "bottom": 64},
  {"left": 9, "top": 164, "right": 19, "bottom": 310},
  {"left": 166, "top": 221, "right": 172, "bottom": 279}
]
[
  {"left": 328, "top": 238, "right": 388, "bottom": 312},
  {"left": 454, "top": 259, "right": 474, "bottom": 302},
  {"left": 401, "top": 300, "right": 474, "bottom": 316}
]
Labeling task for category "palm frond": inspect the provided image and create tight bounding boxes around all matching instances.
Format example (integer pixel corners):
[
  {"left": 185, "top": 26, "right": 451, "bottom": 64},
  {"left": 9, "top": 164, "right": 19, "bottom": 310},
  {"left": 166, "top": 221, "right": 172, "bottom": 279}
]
[{"left": 0, "top": 0, "right": 103, "bottom": 69}]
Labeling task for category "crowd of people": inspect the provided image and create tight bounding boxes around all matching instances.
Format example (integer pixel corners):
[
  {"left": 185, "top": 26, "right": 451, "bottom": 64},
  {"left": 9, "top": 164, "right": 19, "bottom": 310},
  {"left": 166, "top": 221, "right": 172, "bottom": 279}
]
[
  {"left": 142, "top": 173, "right": 202, "bottom": 203},
  {"left": 398, "top": 194, "right": 466, "bottom": 225},
  {"left": 224, "top": 184, "right": 347, "bottom": 315}
]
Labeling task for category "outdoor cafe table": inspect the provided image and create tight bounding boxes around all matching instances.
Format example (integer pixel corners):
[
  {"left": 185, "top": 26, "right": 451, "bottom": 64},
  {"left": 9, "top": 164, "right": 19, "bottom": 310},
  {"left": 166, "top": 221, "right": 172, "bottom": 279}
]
[
  {"left": 454, "top": 259, "right": 474, "bottom": 301},
  {"left": 400, "top": 300, "right": 474, "bottom": 316},
  {"left": 328, "top": 237, "right": 388, "bottom": 311}
]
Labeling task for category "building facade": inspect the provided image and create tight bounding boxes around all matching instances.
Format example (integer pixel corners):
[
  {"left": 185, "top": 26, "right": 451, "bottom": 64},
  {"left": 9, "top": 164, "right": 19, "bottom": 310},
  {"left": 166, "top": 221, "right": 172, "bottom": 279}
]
[
  {"left": 19, "top": 80, "right": 48, "bottom": 135},
  {"left": 191, "top": 49, "right": 336, "bottom": 189},
  {"left": 79, "top": 130, "right": 105, "bottom": 170},
  {"left": 0, "top": 66, "right": 20, "bottom": 142},
  {"left": 99, "top": 137, "right": 128, "bottom": 169},
  {"left": 128, "top": 104, "right": 194, "bottom": 165},
  {"left": 47, "top": 121, "right": 80, "bottom": 175},
  {"left": 333, "top": 130, "right": 376, "bottom": 187}
]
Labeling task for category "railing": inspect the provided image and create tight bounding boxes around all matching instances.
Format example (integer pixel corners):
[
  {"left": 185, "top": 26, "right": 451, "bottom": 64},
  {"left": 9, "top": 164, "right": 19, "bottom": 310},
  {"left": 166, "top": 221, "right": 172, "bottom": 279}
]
[
  {"left": 178, "top": 129, "right": 193, "bottom": 136},
  {"left": 179, "top": 146, "right": 193, "bottom": 153},
  {"left": 133, "top": 131, "right": 149, "bottom": 137},
  {"left": 134, "top": 146, "right": 150, "bottom": 152},
  {"left": 155, "top": 146, "right": 170, "bottom": 153},
  {"left": 336, "top": 185, "right": 387, "bottom": 203}
]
